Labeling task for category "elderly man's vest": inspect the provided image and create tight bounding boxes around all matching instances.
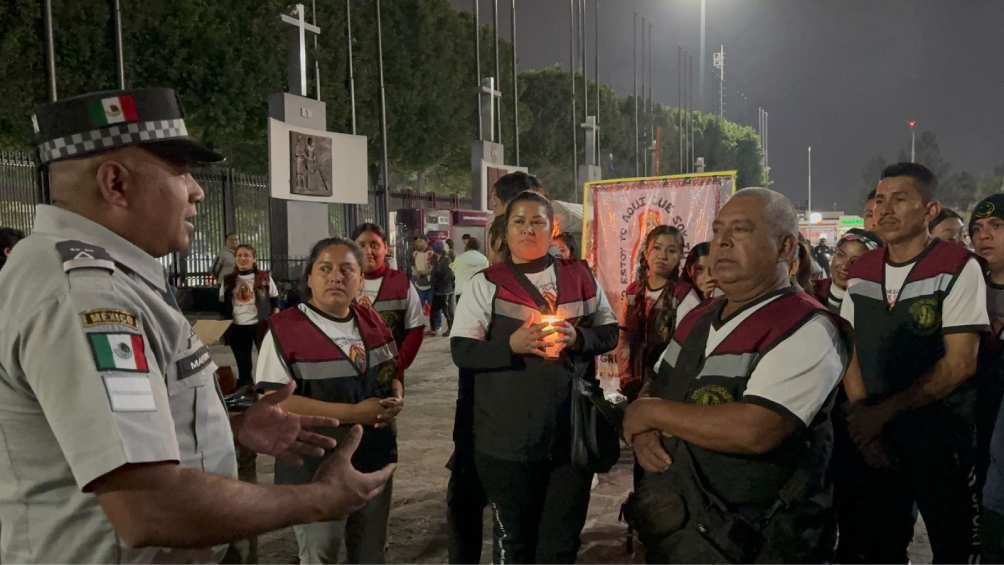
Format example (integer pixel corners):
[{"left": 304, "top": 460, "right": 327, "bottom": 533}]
[
  {"left": 846, "top": 240, "right": 973, "bottom": 400},
  {"left": 475, "top": 258, "right": 601, "bottom": 461},
  {"left": 268, "top": 302, "right": 398, "bottom": 472},
  {"left": 650, "top": 288, "right": 840, "bottom": 506}
]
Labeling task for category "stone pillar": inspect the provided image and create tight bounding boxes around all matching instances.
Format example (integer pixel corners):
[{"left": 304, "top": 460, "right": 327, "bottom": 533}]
[{"left": 268, "top": 93, "right": 330, "bottom": 277}]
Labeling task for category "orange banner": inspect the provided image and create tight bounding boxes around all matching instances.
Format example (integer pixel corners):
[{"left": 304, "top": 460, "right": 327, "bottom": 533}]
[{"left": 582, "top": 171, "right": 737, "bottom": 389}]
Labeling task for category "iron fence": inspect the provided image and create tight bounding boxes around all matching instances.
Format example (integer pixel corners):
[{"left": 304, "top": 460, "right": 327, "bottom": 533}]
[
  {"left": 0, "top": 151, "right": 42, "bottom": 235},
  {"left": 0, "top": 150, "right": 276, "bottom": 288},
  {"left": 1, "top": 150, "right": 474, "bottom": 290}
]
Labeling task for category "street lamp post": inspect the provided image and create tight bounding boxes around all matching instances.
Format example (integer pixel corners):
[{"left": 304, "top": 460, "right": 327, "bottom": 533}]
[
  {"left": 807, "top": 145, "right": 813, "bottom": 217},
  {"left": 909, "top": 120, "right": 917, "bottom": 162}
]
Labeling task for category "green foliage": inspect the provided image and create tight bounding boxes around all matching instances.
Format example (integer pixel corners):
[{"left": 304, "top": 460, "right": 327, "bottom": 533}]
[{"left": 0, "top": 0, "right": 764, "bottom": 203}]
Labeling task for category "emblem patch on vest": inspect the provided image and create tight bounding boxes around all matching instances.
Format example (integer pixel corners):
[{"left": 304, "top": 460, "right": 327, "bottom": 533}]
[
  {"left": 377, "top": 361, "right": 397, "bottom": 388},
  {"left": 689, "top": 384, "right": 734, "bottom": 405},
  {"left": 380, "top": 311, "right": 400, "bottom": 333},
  {"left": 909, "top": 298, "right": 940, "bottom": 334}
]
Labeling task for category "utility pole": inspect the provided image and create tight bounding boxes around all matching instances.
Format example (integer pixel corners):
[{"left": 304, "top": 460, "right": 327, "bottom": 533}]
[
  {"left": 909, "top": 120, "right": 917, "bottom": 162},
  {"left": 347, "top": 0, "right": 357, "bottom": 133},
  {"left": 376, "top": 0, "right": 390, "bottom": 230},
  {"left": 570, "top": 0, "right": 578, "bottom": 185},
  {"left": 473, "top": 0, "right": 481, "bottom": 141},
  {"left": 493, "top": 0, "right": 502, "bottom": 147},
  {"left": 699, "top": 0, "right": 706, "bottom": 111},
  {"left": 808, "top": 145, "right": 813, "bottom": 216},
  {"left": 44, "top": 0, "right": 57, "bottom": 101},
  {"left": 113, "top": 0, "right": 125, "bottom": 89},
  {"left": 648, "top": 21, "right": 654, "bottom": 176},
  {"left": 511, "top": 0, "right": 519, "bottom": 165},
  {"left": 594, "top": 0, "right": 600, "bottom": 169},
  {"left": 677, "top": 46, "right": 683, "bottom": 173},
  {"left": 633, "top": 13, "right": 639, "bottom": 176},
  {"left": 713, "top": 43, "right": 724, "bottom": 120}
]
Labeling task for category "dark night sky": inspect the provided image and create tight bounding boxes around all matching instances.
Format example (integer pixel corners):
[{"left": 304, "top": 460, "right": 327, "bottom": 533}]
[{"left": 449, "top": 0, "right": 1004, "bottom": 213}]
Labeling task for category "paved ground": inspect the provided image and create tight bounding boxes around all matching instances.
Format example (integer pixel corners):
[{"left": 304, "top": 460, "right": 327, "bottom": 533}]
[{"left": 249, "top": 335, "right": 933, "bottom": 563}]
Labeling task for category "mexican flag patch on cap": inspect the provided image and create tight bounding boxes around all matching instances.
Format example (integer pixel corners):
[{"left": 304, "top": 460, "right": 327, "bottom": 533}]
[
  {"left": 88, "top": 95, "right": 138, "bottom": 126},
  {"left": 89, "top": 333, "right": 149, "bottom": 372}
]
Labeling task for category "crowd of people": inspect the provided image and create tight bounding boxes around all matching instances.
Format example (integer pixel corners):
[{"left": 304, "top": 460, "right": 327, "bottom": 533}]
[{"left": 3, "top": 86, "right": 1004, "bottom": 565}]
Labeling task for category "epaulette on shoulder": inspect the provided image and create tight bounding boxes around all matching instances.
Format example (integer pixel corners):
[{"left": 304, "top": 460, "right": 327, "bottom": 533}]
[{"left": 55, "top": 240, "right": 116, "bottom": 274}]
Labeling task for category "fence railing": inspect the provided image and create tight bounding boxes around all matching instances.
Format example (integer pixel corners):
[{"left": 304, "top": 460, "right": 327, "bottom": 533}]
[
  {"left": 2, "top": 150, "right": 474, "bottom": 289},
  {"left": 0, "top": 150, "right": 275, "bottom": 288},
  {"left": 0, "top": 151, "right": 43, "bottom": 236}
]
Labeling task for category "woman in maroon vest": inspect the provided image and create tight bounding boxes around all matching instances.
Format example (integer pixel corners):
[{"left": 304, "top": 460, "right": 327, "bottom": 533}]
[
  {"left": 219, "top": 244, "right": 279, "bottom": 388},
  {"left": 451, "top": 190, "right": 619, "bottom": 563},
  {"left": 681, "top": 241, "right": 719, "bottom": 300},
  {"left": 810, "top": 228, "right": 881, "bottom": 313},
  {"left": 352, "top": 223, "right": 425, "bottom": 380},
  {"left": 620, "top": 226, "right": 701, "bottom": 400},
  {"left": 254, "top": 237, "right": 402, "bottom": 564}
]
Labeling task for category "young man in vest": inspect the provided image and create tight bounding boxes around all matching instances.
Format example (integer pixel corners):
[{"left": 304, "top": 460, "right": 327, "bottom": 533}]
[
  {"left": 838, "top": 162, "right": 989, "bottom": 563},
  {"left": 969, "top": 193, "right": 1004, "bottom": 562},
  {"left": 622, "top": 188, "right": 849, "bottom": 563}
]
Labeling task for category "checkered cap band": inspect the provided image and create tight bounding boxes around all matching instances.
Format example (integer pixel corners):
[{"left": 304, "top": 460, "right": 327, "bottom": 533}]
[{"left": 38, "top": 118, "right": 189, "bottom": 163}]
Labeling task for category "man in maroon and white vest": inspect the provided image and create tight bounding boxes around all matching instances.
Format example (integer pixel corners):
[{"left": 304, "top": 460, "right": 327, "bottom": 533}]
[
  {"left": 838, "top": 163, "right": 988, "bottom": 563},
  {"left": 623, "top": 188, "right": 849, "bottom": 563}
]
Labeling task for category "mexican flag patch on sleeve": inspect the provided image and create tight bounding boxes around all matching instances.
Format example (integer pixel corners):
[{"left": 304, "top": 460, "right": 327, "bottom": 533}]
[{"left": 88, "top": 333, "right": 150, "bottom": 373}]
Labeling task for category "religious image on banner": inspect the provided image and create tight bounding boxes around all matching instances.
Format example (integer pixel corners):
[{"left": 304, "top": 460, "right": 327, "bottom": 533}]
[
  {"left": 289, "top": 131, "right": 333, "bottom": 197},
  {"left": 583, "top": 172, "right": 737, "bottom": 389}
]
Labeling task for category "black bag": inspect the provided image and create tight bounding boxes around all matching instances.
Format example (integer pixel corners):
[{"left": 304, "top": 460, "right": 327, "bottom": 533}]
[{"left": 570, "top": 374, "right": 622, "bottom": 473}]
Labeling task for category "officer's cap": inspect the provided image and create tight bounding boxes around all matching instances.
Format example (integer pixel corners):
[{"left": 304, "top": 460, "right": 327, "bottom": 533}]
[{"left": 32, "top": 87, "right": 223, "bottom": 165}]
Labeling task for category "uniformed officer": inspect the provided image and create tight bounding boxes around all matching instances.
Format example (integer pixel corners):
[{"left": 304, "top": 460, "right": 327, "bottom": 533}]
[{"left": 0, "top": 88, "right": 394, "bottom": 563}]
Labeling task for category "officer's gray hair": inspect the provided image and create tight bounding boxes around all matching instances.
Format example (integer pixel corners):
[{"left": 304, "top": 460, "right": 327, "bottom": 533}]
[{"left": 731, "top": 187, "right": 799, "bottom": 241}]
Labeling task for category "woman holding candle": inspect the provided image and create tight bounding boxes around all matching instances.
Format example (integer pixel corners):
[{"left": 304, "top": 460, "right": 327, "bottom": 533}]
[
  {"left": 619, "top": 226, "right": 702, "bottom": 401},
  {"left": 450, "top": 190, "right": 619, "bottom": 563}
]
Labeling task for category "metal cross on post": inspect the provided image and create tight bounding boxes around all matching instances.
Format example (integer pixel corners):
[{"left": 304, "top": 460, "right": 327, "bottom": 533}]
[
  {"left": 581, "top": 116, "right": 599, "bottom": 167},
  {"left": 280, "top": 3, "right": 321, "bottom": 97},
  {"left": 480, "top": 77, "right": 502, "bottom": 142}
]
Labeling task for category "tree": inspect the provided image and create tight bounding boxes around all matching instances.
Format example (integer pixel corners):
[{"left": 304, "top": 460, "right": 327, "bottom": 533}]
[{"left": 0, "top": 0, "right": 765, "bottom": 203}]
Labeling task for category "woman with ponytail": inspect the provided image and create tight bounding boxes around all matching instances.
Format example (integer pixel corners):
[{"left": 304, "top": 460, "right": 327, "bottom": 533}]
[{"left": 619, "top": 226, "right": 701, "bottom": 400}]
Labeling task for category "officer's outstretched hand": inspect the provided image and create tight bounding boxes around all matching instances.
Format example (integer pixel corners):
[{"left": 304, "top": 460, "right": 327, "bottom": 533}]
[
  {"left": 314, "top": 425, "right": 397, "bottom": 519},
  {"left": 238, "top": 381, "right": 340, "bottom": 465}
]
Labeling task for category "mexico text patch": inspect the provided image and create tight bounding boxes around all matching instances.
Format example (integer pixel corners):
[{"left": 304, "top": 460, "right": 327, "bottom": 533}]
[
  {"left": 88, "top": 333, "right": 150, "bottom": 373},
  {"left": 81, "top": 309, "right": 139, "bottom": 330}
]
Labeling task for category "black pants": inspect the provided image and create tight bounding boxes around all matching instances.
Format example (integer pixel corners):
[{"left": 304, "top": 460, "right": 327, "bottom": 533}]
[
  {"left": 833, "top": 405, "right": 980, "bottom": 563},
  {"left": 475, "top": 452, "right": 593, "bottom": 564},
  {"left": 448, "top": 369, "right": 487, "bottom": 564},
  {"left": 431, "top": 293, "right": 454, "bottom": 332},
  {"left": 228, "top": 323, "right": 258, "bottom": 388},
  {"left": 447, "top": 450, "right": 488, "bottom": 564}
]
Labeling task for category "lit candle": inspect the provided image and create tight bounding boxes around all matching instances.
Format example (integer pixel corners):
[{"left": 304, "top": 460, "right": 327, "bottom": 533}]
[{"left": 540, "top": 314, "right": 563, "bottom": 359}]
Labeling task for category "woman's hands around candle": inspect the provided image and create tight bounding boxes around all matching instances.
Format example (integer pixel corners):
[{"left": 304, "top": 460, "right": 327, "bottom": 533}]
[
  {"left": 550, "top": 320, "right": 577, "bottom": 349},
  {"left": 509, "top": 320, "right": 551, "bottom": 357}
]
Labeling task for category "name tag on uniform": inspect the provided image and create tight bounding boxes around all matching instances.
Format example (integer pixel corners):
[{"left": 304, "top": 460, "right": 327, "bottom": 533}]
[
  {"left": 103, "top": 375, "right": 156, "bottom": 412},
  {"left": 176, "top": 345, "right": 213, "bottom": 381}
]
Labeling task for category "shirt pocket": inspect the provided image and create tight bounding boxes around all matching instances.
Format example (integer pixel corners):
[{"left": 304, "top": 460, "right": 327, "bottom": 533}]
[{"left": 168, "top": 341, "right": 233, "bottom": 472}]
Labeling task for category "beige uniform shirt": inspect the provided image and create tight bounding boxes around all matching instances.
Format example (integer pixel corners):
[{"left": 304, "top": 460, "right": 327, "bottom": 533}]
[{"left": 0, "top": 205, "right": 237, "bottom": 563}]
